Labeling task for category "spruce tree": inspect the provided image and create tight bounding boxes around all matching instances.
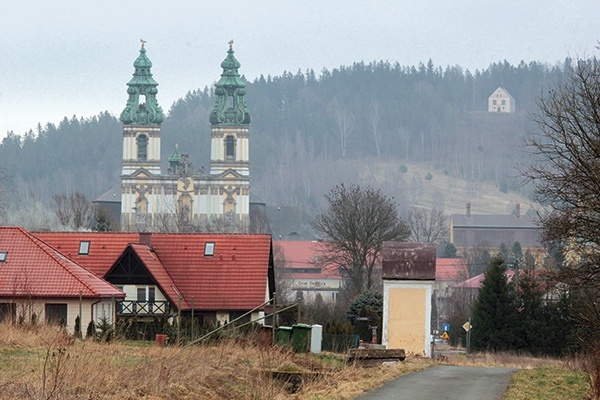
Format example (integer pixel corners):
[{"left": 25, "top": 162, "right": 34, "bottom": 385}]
[{"left": 471, "top": 256, "right": 519, "bottom": 351}]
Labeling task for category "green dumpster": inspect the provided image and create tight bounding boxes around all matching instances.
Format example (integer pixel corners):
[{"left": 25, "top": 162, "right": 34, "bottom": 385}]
[
  {"left": 275, "top": 326, "right": 293, "bottom": 346},
  {"left": 291, "top": 324, "right": 312, "bottom": 352}
]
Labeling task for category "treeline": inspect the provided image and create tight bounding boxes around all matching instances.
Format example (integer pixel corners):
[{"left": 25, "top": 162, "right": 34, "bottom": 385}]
[{"left": 0, "top": 58, "right": 571, "bottom": 214}]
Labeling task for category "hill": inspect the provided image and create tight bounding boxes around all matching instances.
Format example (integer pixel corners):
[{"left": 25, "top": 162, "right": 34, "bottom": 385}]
[{"left": 0, "top": 58, "right": 564, "bottom": 222}]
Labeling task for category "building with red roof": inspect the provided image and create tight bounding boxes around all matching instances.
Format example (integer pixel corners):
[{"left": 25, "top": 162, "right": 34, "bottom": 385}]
[
  {"left": 274, "top": 240, "right": 342, "bottom": 303},
  {"left": 35, "top": 231, "right": 275, "bottom": 326},
  {"left": 0, "top": 227, "right": 124, "bottom": 336}
]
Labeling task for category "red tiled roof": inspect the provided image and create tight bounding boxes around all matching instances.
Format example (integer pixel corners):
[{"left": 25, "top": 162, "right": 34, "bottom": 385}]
[
  {"left": 35, "top": 232, "right": 138, "bottom": 277},
  {"left": 0, "top": 227, "right": 124, "bottom": 299},
  {"left": 149, "top": 234, "right": 272, "bottom": 311},
  {"left": 453, "top": 269, "right": 515, "bottom": 289},
  {"left": 275, "top": 240, "right": 341, "bottom": 278},
  {"left": 129, "top": 244, "right": 190, "bottom": 309},
  {"left": 436, "top": 258, "right": 468, "bottom": 282},
  {"left": 34, "top": 232, "right": 272, "bottom": 311}
]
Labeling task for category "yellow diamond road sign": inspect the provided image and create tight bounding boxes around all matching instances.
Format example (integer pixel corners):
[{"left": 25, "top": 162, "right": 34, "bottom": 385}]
[
  {"left": 441, "top": 331, "right": 449, "bottom": 340},
  {"left": 463, "top": 322, "right": 472, "bottom": 332}
]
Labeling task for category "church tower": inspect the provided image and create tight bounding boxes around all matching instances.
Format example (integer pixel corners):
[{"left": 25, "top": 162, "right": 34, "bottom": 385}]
[
  {"left": 209, "top": 40, "right": 251, "bottom": 176},
  {"left": 120, "top": 40, "right": 164, "bottom": 176},
  {"left": 207, "top": 41, "right": 251, "bottom": 230},
  {"left": 120, "top": 41, "right": 164, "bottom": 230},
  {"left": 117, "top": 40, "right": 251, "bottom": 232}
]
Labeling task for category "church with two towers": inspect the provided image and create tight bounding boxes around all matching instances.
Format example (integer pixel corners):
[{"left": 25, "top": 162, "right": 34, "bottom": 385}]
[{"left": 117, "top": 41, "right": 252, "bottom": 233}]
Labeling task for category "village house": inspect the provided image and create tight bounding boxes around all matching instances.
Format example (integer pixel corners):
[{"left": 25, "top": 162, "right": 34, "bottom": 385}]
[
  {"left": 488, "top": 87, "right": 515, "bottom": 113},
  {"left": 274, "top": 240, "right": 342, "bottom": 303},
  {"left": 433, "top": 257, "right": 468, "bottom": 325},
  {"left": 35, "top": 231, "right": 275, "bottom": 328},
  {"left": 0, "top": 227, "right": 124, "bottom": 336},
  {"left": 450, "top": 202, "right": 542, "bottom": 253}
]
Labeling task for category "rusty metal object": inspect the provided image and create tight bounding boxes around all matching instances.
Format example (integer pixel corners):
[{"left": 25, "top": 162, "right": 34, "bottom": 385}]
[{"left": 381, "top": 242, "right": 436, "bottom": 280}]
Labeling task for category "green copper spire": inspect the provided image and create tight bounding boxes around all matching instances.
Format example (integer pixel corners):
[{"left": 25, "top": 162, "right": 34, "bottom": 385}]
[
  {"left": 210, "top": 40, "right": 251, "bottom": 126},
  {"left": 120, "top": 40, "right": 164, "bottom": 126}
]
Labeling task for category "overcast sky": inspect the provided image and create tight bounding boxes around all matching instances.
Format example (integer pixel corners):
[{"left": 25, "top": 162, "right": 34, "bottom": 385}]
[{"left": 1, "top": 0, "right": 598, "bottom": 139}]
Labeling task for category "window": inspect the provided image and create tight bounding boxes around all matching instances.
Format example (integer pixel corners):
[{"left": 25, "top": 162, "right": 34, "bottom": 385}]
[
  {"left": 204, "top": 242, "right": 215, "bottom": 256},
  {"left": 492, "top": 100, "right": 497, "bottom": 105},
  {"left": 45, "top": 304, "right": 67, "bottom": 326},
  {"left": 0, "top": 251, "right": 7, "bottom": 262},
  {"left": 501, "top": 100, "right": 506, "bottom": 105},
  {"left": 0, "top": 303, "right": 16, "bottom": 322},
  {"left": 137, "top": 287, "right": 147, "bottom": 301},
  {"left": 78, "top": 241, "right": 90, "bottom": 255},
  {"left": 226, "top": 135, "right": 235, "bottom": 160},
  {"left": 137, "top": 134, "right": 148, "bottom": 161}
]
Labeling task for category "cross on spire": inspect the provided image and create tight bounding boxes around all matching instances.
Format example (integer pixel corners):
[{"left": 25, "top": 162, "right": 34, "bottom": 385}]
[
  {"left": 228, "top": 39, "right": 234, "bottom": 50},
  {"left": 140, "top": 38, "right": 146, "bottom": 48}
]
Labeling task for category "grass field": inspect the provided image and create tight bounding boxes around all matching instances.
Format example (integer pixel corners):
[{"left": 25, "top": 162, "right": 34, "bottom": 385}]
[
  {"left": 0, "top": 323, "right": 425, "bottom": 399},
  {"left": 0, "top": 323, "right": 592, "bottom": 399}
]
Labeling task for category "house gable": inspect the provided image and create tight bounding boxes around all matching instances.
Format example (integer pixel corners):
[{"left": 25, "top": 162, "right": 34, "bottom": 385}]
[{"left": 105, "top": 246, "right": 156, "bottom": 286}]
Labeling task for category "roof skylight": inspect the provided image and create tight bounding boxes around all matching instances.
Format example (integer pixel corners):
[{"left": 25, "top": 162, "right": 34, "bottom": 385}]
[
  {"left": 204, "top": 242, "right": 215, "bottom": 257},
  {"left": 78, "top": 241, "right": 90, "bottom": 255}
]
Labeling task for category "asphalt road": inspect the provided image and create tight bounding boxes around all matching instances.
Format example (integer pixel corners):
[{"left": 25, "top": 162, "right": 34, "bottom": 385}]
[{"left": 354, "top": 365, "right": 517, "bottom": 400}]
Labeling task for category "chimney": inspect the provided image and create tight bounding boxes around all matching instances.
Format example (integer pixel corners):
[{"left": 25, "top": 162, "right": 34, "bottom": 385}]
[
  {"left": 466, "top": 202, "right": 471, "bottom": 217},
  {"left": 515, "top": 202, "right": 521, "bottom": 218},
  {"left": 139, "top": 232, "right": 152, "bottom": 246}
]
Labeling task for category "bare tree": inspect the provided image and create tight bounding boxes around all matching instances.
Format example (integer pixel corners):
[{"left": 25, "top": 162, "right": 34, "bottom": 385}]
[
  {"left": 272, "top": 242, "right": 294, "bottom": 303},
  {"left": 406, "top": 207, "right": 449, "bottom": 243},
  {"left": 7, "top": 182, "right": 56, "bottom": 231},
  {"left": 525, "top": 54, "right": 600, "bottom": 394},
  {"left": 0, "top": 169, "right": 7, "bottom": 223},
  {"left": 313, "top": 184, "right": 411, "bottom": 297},
  {"left": 51, "top": 192, "right": 93, "bottom": 230},
  {"left": 330, "top": 98, "right": 354, "bottom": 158},
  {"left": 369, "top": 98, "right": 382, "bottom": 157}
]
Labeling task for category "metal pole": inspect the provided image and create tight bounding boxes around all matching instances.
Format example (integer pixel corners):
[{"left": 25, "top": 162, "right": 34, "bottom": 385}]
[
  {"left": 184, "top": 297, "right": 274, "bottom": 347},
  {"left": 177, "top": 293, "right": 181, "bottom": 345},
  {"left": 79, "top": 290, "right": 82, "bottom": 338},
  {"left": 467, "top": 317, "right": 471, "bottom": 356},
  {"left": 272, "top": 292, "right": 277, "bottom": 345},
  {"left": 191, "top": 298, "right": 195, "bottom": 341}
]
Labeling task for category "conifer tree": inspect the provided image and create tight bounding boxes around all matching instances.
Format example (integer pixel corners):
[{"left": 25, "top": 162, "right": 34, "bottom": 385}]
[{"left": 471, "top": 256, "right": 519, "bottom": 351}]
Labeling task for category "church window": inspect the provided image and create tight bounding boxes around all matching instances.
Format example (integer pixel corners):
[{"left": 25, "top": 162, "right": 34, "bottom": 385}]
[
  {"left": 78, "top": 241, "right": 90, "bottom": 255},
  {"left": 137, "top": 134, "right": 148, "bottom": 161},
  {"left": 204, "top": 242, "right": 215, "bottom": 257},
  {"left": 0, "top": 251, "right": 7, "bottom": 262},
  {"left": 226, "top": 135, "right": 235, "bottom": 160}
]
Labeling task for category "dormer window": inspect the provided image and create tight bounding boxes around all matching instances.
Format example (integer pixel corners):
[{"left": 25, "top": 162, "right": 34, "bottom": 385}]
[
  {"left": 204, "top": 242, "right": 215, "bottom": 257},
  {"left": 226, "top": 135, "right": 235, "bottom": 160},
  {"left": 137, "top": 134, "right": 148, "bottom": 161},
  {"left": 78, "top": 241, "right": 90, "bottom": 255},
  {"left": 0, "top": 251, "right": 7, "bottom": 262}
]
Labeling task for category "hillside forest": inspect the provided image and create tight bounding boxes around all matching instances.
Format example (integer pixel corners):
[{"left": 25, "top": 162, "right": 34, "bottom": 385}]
[{"left": 0, "top": 58, "right": 572, "bottom": 226}]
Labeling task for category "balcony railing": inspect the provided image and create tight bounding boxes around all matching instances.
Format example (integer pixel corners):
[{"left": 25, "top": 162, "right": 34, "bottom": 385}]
[{"left": 117, "top": 301, "right": 170, "bottom": 316}]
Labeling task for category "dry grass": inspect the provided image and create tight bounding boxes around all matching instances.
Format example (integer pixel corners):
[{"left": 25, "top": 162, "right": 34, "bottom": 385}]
[
  {"left": 5, "top": 323, "right": 589, "bottom": 399},
  {"left": 0, "top": 323, "right": 425, "bottom": 400},
  {"left": 504, "top": 367, "right": 590, "bottom": 400},
  {"left": 433, "top": 350, "right": 568, "bottom": 369}
]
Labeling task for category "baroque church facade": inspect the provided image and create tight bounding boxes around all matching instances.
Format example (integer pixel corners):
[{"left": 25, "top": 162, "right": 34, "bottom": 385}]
[{"left": 119, "top": 41, "right": 251, "bottom": 232}]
